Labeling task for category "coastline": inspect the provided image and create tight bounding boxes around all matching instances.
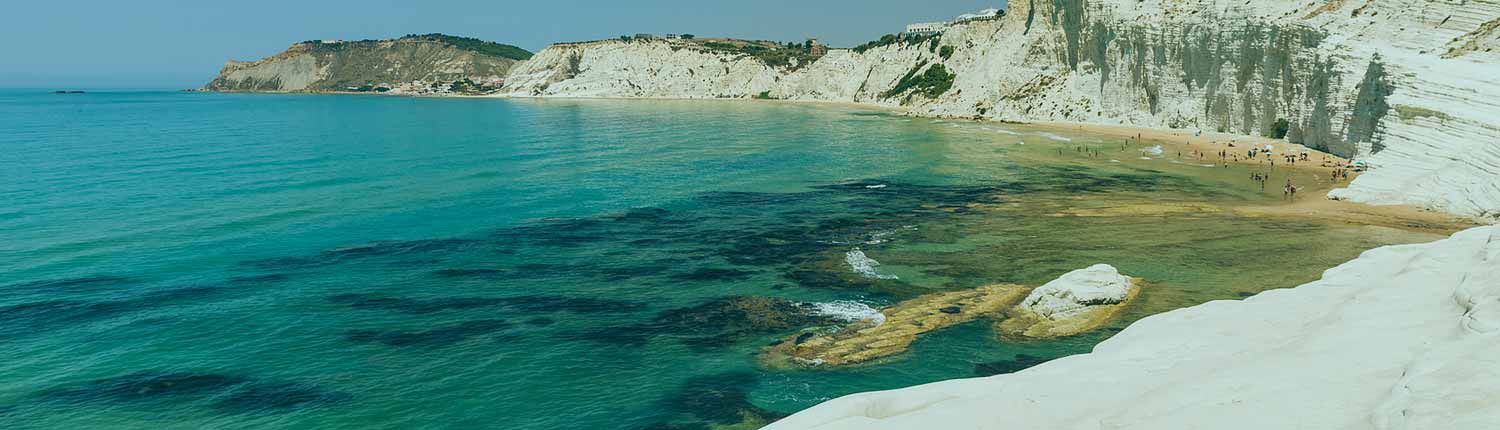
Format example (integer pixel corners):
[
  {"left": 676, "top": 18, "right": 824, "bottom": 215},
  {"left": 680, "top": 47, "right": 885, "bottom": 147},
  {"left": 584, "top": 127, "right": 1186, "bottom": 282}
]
[
  {"left": 203, "top": 88, "right": 1481, "bottom": 229},
  {"left": 180, "top": 89, "right": 1492, "bottom": 428},
  {"left": 468, "top": 94, "right": 1494, "bottom": 428},
  {"left": 200, "top": 88, "right": 1479, "bottom": 233}
]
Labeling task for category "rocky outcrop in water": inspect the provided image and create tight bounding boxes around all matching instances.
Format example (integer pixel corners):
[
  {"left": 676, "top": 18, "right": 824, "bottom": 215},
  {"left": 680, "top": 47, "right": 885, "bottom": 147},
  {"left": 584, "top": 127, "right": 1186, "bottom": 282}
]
[
  {"left": 204, "top": 34, "right": 530, "bottom": 92},
  {"left": 501, "top": 0, "right": 1500, "bottom": 222},
  {"left": 998, "top": 263, "right": 1139, "bottom": 338},
  {"left": 761, "top": 284, "right": 1030, "bottom": 367},
  {"left": 762, "top": 265, "right": 1141, "bottom": 367}
]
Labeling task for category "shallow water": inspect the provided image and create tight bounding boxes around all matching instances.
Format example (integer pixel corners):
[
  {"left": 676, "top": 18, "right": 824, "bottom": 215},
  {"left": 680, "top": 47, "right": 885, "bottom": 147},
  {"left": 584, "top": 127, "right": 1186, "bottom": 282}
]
[{"left": 0, "top": 91, "right": 1439, "bottom": 429}]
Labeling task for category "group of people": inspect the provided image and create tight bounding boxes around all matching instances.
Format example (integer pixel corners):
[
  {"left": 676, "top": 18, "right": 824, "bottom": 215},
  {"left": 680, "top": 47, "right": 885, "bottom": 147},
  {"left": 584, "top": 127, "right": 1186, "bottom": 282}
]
[
  {"left": 1331, "top": 167, "right": 1352, "bottom": 183},
  {"left": 1052, "top": 131, "right": 1361, "bottom": 199},
  {"left": 1251, "top": 171, "right": 1299, "bottom": 200}
]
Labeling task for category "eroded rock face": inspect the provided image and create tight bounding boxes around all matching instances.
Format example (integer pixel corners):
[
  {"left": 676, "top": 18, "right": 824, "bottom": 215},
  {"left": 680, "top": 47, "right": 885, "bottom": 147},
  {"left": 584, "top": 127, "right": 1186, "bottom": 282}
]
[{"left": 1018, "top": 264, "right": 1132, "bottom": 320}]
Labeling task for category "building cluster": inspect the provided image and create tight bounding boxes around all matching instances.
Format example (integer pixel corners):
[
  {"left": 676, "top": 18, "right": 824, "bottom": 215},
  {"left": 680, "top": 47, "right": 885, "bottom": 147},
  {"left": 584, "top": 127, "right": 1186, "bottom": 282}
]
[
  {"left": 904, "top": 7, "right": 1004, "bottom": 35},
  {"left": 807, "top": 38, "right": 828, "bottom": 56}
]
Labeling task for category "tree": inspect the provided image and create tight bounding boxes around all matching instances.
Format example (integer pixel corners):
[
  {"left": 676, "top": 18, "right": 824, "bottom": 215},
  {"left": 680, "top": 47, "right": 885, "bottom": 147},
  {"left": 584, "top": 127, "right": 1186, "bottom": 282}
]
[
  {"left": 620, "top": 35, "right": 632, "bottom": 42},
  {"left": 681, "top": 34, "right": 695, "bottom": 39}
]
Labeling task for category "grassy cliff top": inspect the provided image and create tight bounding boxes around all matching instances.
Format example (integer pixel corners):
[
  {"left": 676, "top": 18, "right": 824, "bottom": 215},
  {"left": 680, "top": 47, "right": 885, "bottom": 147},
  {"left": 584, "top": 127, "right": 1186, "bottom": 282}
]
[{"left": 300, "top": 33, "right": 533, "bottom": 61}]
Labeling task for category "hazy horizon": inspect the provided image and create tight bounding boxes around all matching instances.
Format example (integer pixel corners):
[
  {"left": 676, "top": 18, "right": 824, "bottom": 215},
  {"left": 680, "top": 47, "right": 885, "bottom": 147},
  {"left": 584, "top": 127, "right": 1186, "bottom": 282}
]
[{"left": 1, "top": 0, "right": 1005, "bottom": 89}]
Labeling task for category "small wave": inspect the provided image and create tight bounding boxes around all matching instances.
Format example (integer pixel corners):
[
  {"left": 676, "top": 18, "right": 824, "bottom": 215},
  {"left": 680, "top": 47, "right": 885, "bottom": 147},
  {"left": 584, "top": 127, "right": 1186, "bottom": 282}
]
[
  {"left": 1145, "top": 145, "right": 1164, "bottom": 156},
  {"left": 846, "top": 248, "right": 899, "bottom": 280},
  {"left": 1109, "top": 159, "right": 1121, "bottom": 163},
  {"left": 1201, "top": 164, "right": 1217, "bottom": 167},
  {"left": 865, "top": 184, "right": 887, "bottom": 189},
  {"left": 1036, "top": 132, "right": 1073, "bottom": 142},
  {"left": 1015, "top": 141, "right": 1025, "bottom": 145},
  {"left": 809, "top": 300, "right": 887, "bottom": 326},
  {"left": 990, "top": 128, "right": 1021, "bottom": 135},
  {"left": 861, "top": 226, "right": 913, "bottom": 245},
  {"left": 1139, "top": 157, "right": 1154, "bottom": 160}
]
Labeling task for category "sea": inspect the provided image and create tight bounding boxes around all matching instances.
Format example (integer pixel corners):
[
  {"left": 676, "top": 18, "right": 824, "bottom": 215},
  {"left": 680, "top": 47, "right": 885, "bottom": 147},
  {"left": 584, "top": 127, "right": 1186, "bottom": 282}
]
[{"left": 0, "top": 90, "right": 1439, "bottom": 429}]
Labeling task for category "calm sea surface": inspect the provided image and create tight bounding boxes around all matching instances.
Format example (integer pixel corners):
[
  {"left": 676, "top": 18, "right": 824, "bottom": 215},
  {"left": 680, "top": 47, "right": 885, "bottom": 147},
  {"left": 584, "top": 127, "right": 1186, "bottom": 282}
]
[{"left": 0, "top": 90, "right": 1436, "bottom": 429}]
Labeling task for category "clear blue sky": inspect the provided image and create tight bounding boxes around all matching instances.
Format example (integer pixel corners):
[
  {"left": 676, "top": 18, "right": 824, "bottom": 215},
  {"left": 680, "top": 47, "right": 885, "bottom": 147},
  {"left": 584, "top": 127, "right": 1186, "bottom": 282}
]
[{"left": 0, "top": 0, "right": 1004, "bottom": 88}]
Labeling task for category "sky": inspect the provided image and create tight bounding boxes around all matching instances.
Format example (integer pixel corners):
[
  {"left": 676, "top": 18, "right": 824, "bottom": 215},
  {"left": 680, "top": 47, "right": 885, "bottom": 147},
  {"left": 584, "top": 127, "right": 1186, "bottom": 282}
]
[{"left": 0, "top": 0, "right": 1005, "bottom": 89}]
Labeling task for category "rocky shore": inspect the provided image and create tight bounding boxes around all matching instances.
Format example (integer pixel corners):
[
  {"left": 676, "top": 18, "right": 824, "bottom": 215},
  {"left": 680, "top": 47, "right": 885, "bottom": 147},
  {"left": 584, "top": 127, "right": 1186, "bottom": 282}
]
[
  {"left": 763, "top": 265, "right": 1144, "bottom": 368},
  {"left": 767, "top": 225, "right": 1500, "bottom": 429}
]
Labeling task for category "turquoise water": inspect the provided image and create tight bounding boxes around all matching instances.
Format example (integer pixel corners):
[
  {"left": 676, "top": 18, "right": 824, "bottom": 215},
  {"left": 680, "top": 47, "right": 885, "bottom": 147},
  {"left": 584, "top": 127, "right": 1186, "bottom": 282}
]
[{"left": 0, "top": 91, "right": 1435, "bottom": 429}]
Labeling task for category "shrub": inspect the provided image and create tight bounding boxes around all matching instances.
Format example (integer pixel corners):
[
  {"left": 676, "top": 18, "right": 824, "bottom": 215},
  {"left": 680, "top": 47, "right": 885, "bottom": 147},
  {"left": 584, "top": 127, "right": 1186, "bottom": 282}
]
[
  {"left": 853, "top": 33, "right": 937, "bottom": 54},
  {"left": 699, "top": 40, "right": 821, "bottom": 70},
  {"left": 402, "top": 34, "right": 532, "bottom": 60},
  {"left": 939, "top": 46, "right": 956, "bottom": 60},
  {"left": 883, "top": 63, "right": 956, "bottom": 98}
]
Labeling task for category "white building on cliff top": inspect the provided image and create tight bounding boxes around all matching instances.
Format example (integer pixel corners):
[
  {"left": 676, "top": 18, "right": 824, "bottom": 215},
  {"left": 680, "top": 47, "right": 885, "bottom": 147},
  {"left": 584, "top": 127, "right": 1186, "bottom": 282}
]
[
  {"left": 905, "top": 7, "right": 1003, "bottom": 34},
  {"left": 905, "top": 22, "right": 949, "bottom": 35},
  {"left": 955, "top": 8, "right": 1002, "bottom": 23}
]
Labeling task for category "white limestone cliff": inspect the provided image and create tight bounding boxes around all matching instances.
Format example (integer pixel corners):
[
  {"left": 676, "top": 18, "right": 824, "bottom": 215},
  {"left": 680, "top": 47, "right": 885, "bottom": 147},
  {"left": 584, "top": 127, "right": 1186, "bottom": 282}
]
[
  {"left": 502, "top": 0, "right": 1500, "bottom": 222},
  {"left": 765, "top": 225, "right": 1500, "bottom": 430}
]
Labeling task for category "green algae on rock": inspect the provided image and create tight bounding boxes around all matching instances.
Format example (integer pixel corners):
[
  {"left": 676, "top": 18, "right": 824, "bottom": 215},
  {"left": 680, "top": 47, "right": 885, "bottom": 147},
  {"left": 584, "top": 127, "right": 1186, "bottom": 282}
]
[{"left": 761, "top": 284, "right": 1030, "bottom": 367}]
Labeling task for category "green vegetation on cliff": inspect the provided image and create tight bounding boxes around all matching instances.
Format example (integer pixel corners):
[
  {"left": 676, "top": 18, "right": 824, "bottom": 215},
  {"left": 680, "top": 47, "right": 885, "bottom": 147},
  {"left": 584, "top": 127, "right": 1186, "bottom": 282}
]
[
  {"left": 884, "top": 63, "right": 956, "bottom": 98},
  {"left": 853, "top": 33, "right": 938, "bottom": 54},
  {"left": 400, "top": 34, "right": 533, "bottom": 60},
  {"left": 695, "top": 39, "right": 824, "bottom": 69}
]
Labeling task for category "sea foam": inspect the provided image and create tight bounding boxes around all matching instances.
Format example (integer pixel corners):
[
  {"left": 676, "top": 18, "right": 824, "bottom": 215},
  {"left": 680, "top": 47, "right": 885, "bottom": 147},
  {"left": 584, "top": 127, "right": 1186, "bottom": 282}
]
[
  {"left": 846, "top": 248, "right": 899, "bottom": 280},
  {"left": 809, "top": 300, "right": 887, "bottom": 326}
]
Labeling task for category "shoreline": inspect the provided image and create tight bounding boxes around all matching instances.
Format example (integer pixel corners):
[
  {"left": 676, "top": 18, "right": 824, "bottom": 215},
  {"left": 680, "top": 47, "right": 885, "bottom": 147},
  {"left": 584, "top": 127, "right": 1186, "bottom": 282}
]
[{"left": 199, "top": 89, "right": 1476, "bottom": 231}]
